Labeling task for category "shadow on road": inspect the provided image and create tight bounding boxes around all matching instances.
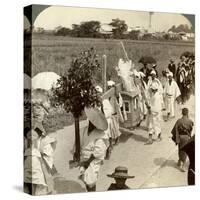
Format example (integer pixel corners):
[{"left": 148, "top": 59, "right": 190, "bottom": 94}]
[
  {"left": 53, "top": 177, "right": 86, "bottom": 194},
  {"left": 119, "top": 131, "right": 147, "bottom": 143},
  {"left": 154, "top": 157, "right": 178, "bottom": 169}
]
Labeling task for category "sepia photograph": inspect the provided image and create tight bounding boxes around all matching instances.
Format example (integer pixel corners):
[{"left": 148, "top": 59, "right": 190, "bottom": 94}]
[{"left": 23, "top": 4, "right": 195, "bottom": 195}]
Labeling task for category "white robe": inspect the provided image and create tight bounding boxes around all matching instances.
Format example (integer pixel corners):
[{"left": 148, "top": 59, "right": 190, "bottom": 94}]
[
  {"left": 102, "top": 99, "right": 113, "bottom": 138},
  {"left": 147, "top": 91, "right": 162, "bottom": 136},
  {"left": 164, "top": 80, "right": 181, "bottom": 117},
  {"left": 147, "top": 78, "right": 164, "bottom": 106},
  {"left": 79, "top": 126, "right": 108, "bottom": 187}
]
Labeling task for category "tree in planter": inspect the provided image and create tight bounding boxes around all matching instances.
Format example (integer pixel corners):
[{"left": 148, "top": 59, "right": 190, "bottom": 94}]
[{"left": 51, "top": 48, "right": 101, "bottom": 162}]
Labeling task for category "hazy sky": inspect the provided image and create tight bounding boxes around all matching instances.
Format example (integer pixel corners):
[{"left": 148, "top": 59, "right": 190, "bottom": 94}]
[{"left": 33, "top": 6, "right": 191, "bottom": 32}]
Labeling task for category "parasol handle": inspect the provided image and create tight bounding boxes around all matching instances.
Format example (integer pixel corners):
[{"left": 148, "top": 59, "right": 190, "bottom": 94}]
[{"left": 120, "top": 41, "right": 129, "bottom": 61}]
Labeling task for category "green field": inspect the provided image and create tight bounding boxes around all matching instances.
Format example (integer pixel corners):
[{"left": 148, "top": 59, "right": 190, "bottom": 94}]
[
  {"left": 25, "top": 34, "right": 195, "bottom": 133},
  {"left": 25, "top": 34, "right": 195, "bottom": 81}
]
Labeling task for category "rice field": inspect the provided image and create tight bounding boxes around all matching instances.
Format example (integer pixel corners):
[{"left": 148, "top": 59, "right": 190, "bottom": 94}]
[
  {"left": 25, "top": 34, "right": 195, "bottom": 133},
  {"left": 25, "top": 33, "right": 195, "bottom": 81}
]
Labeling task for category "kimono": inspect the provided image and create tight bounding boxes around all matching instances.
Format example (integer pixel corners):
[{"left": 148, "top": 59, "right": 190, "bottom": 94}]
[{"left": 79, "top": 126, "right": 108, "bottom": 188}]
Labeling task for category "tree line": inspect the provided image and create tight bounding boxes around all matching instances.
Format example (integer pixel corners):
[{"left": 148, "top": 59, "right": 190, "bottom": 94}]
[{"left": 29, "top": 18, "right": 194, "bottom": 41}]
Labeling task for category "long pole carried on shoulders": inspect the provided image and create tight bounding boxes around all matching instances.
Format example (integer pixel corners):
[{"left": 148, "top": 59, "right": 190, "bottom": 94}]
[{"left": 120, "top": 41, "right": 129, "bottom": 61}]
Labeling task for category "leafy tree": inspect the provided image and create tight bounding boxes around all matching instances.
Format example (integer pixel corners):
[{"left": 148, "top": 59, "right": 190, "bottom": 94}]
[
  {"left": 55, "top": 27, "right": 72, "bottom": 36},
  {"left": 129, "top": 30, "right": 140, "bottom": 40},
  {"left": 71, "top": 21, "right": 101, "bottom": 38},
  {"left": 168, "top": 24, "right": 193, "bottom": 33},
  {"left": 71, "top": 24, "right": 81, "bottom": 37},
  {"left": 109, "top": 18, "right": 128, "bottom": 39},
  {"left": 79, "top": 21, "right": 101, "bottom": 37},
  {"left": 51, "top": 48, "right": 101, "bottom": 162}
]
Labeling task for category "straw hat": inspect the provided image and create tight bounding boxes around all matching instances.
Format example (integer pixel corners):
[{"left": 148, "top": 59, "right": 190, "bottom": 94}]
[
  {"left": 107, "top": 166, "right": 135, "bottom": 179},
  {"left": 84, "top": 107, "right": 108, "bottom": 131}
]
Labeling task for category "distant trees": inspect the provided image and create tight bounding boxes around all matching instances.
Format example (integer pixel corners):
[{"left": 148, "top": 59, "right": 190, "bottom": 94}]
[
  {"left": 34, "top": 19, "right": 194, "bottom": 42},
  {"left": 80, "top": 21, "right": 101, "bottom": 38},
  {"left": 109, "top": 18, "right": 128, "bottom": 39},
  {"left": 168, "top": 24, "right": 193, "bottom": 33},
  {"left": 54, "top": 27, "right": 72, "bottom": 36},
  {"left": 128, "top": 30, "right": 140, "bottom": 40}
]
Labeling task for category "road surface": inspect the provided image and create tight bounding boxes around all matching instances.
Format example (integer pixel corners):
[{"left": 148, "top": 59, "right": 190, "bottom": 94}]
[{"left": 50, "top": 95, "right": 194, "bottom": 193}]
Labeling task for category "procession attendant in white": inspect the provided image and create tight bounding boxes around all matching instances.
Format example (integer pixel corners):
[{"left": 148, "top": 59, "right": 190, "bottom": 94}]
[
  {"left": 146, "top": 82, "right": 162, "bottom": 145},
  {"left": 164, "top": 71, "right": 181, "bottom": 121},
  {"left": 79, "top": 107, "right": 109, "bottom": 192}
]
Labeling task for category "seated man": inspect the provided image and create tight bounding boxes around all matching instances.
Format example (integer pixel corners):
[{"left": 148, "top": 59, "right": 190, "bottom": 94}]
[{"left": 107, "top": 166, "right": 135, "bottom": 190}]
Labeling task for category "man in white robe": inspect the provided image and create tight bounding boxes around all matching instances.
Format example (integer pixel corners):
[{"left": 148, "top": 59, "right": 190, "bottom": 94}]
[
  {"left": 79, "top": 107, "right": 109, "bottom": 192},
  {"left": 146, "top": 82, "right": 162, "bottom": 144},
  {"left": 164, "top": 72, "right": 181, "bottom": 120}
]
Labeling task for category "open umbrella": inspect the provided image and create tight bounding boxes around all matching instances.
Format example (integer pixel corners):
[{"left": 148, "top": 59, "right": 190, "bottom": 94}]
[
  {"left": 138, "top": 56, "right": 156, "bottom": 66},
  {"left": 32, "top": 72, "right": 61, "bottom": 91}
]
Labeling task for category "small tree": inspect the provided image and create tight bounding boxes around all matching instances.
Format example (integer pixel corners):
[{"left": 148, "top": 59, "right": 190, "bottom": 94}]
[{"left": 52, "top": 48, "right": 101, "bottom": 162}]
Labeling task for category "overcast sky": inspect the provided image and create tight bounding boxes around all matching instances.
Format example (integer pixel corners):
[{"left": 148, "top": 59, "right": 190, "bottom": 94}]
[{"left": 32, "top": 6, "right": 192, "bottom": 32}]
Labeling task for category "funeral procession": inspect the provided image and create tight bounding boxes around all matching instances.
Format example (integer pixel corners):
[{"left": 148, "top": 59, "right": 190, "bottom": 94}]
[{"left": 24, "top": 5, "right": 195, "bottom": 195}]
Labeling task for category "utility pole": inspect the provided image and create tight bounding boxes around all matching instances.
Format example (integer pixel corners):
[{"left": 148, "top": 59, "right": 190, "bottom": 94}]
[{"left": 149, "top": 12, "right": 154, "bottom": 30}]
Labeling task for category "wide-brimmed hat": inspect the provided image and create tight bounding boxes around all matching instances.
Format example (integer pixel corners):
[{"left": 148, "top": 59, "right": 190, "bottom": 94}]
[
  {"left": 107, "top": 166, "right": 135, "bottom": 179},
  {"left": 84, "top": 107, "right": 108, "bottom": 131}
]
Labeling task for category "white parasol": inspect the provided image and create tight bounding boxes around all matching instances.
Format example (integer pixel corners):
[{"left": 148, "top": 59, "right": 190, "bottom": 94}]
[{"left": 32, "top": 72, "right": 61, "bottom": 91}]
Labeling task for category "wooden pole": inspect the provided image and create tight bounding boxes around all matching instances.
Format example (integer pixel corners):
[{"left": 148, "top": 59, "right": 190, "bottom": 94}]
[
  {"left": 120, "top": 41, "right": 129, "bottom": 61},
  {"left": 74, "top": 117, "right": 80, "bottom": 162},
  {"left": 102, "top": 55, "right": 107, "bottom": 93}
]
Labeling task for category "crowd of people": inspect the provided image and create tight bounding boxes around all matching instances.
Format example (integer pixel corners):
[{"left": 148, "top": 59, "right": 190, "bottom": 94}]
[
  {"left": 77, "top": 54, "right": 195, "bottom": 191},
  {"left": 23, "top": 53, "right": 195, "bottom": 194}
]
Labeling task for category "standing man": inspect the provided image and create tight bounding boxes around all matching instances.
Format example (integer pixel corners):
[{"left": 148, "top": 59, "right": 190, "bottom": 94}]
[
  {"left": 147, "top": 70, "right": 164, "bottom": 107},
  {"left": 146, "top": 82, "right": 162, "bottom": 145},
  {"left": 152, "top": 64, "right": 159, "bottom": 78},
  {"left": 164, "top": 72, "right": 181, "bottom": 121},
  {"left": 171, "top": 108, "right": 194, "bottom": 172},
  {"left": 140, "top": 64, "right": 152, "bottom": 84},
  {"left": 168, "top": 59, "right": 176, "bottom": 79}
]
